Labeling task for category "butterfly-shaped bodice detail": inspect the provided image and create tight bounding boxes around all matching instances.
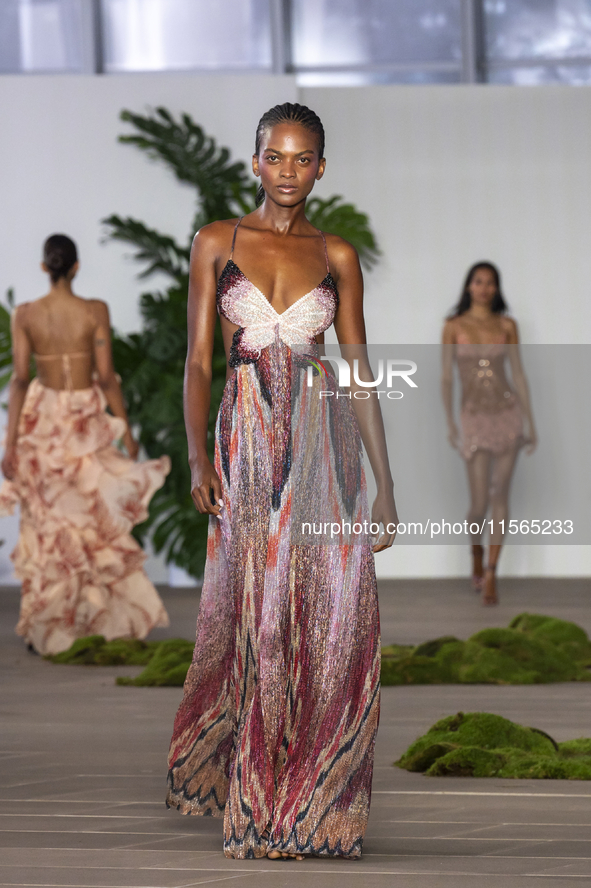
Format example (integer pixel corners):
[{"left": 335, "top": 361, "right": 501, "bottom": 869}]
[{"left": 215, "top": 221, "right": 338, "bottom": 360}]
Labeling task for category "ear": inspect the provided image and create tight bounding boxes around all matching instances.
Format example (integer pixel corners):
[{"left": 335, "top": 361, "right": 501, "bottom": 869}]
[
  {"left": 252, "top": 154, "right": 260, "bottom": 178},
  {"left": 69, "top": 261, "right": 80, "bottom": 279},
  {"left": 315, "top": 158, "right": 326, "bottom": 181},
  {"left": 40, "top": 262, "right": 48, "bottom": 274}
]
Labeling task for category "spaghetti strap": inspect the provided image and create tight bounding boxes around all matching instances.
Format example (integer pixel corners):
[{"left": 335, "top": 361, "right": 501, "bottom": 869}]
[
  {"left": 230, "top": 217, "right": 243, "bottom": 260},
  {"left": 319, "top": 230, "right": 330, "bottom": 273}
]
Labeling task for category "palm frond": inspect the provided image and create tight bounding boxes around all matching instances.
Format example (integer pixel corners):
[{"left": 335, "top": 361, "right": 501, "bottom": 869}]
[
  {"left": 102, "top": 215, "right": 190, "bottom": 281},
  {"left": 0, "top": 290, "right": 13, "bottom": 389},
  {"left": 119, "top": 108, "right": 250, "bottom": 224},
  {"left": 306, "top": 196, "right": 381, "bottom": 270}
]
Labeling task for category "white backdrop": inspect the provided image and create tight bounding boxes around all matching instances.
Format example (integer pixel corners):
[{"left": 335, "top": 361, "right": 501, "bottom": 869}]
[{"left": 0, "top": 75, "right": 589, "bottom": 580}]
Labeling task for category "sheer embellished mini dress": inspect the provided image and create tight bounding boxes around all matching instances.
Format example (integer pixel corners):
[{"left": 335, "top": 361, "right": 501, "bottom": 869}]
[
  {"left": 455, "top": 332, "right": 525, "bottom": 460},
  {"left": 0, "top": 350, "right": 171, "bottom": 655},
  {"left": 166, "top": 220, "right": 381, "bottom": 860}
]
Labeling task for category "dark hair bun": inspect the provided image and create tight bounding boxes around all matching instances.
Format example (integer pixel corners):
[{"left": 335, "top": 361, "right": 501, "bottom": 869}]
[{"left": 43, "top": 234, "right": 78, "bottom": 283}]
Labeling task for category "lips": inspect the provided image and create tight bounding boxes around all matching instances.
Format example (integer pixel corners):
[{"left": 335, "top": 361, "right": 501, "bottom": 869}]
[{"left": 277, "top": 185, "right": 297, "bottom": 193}]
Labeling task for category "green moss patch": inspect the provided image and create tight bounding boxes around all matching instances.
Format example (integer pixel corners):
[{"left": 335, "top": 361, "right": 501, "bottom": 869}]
[
  {"left": 46, "top": 635, "right": 193, "bottom": 686},
  {"left": 396, "top": 712, "right": 591, "bottom": 779},
  {"left": 116, "top": 639, "right": 194, "bottom": 687},
  {"left": 381, "top": 614, "right": 591, "bottom": 686},
  {"left": 46, "top": 612, "right": 591, "bottom": 688}
]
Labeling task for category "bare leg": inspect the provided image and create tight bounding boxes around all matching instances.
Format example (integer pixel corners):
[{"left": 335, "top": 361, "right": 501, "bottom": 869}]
[
  {"left": 465, "top": 450, "right": 492, "bottom": 588},
  {"left": 483, "top": 447, "right": 520, "bottom": 605},
  {"left": 471, "top": 544, "right": 484, "bottom": 590}
]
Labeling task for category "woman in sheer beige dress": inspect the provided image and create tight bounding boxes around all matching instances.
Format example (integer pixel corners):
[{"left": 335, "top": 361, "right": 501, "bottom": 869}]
[
  {"left": 0, "top": 234, "right": 171, "bottom": 654},
  {"left": 442, "top": 262, "right": 537, "bottom": 605}
]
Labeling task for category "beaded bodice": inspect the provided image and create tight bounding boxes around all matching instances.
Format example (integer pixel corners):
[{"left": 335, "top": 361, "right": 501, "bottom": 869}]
[
  {"left": 455, "top": 337, "right": 517, "bottom": 413},
  {"left": 215, "top": 220, "right": 338, "bottom": 363}
]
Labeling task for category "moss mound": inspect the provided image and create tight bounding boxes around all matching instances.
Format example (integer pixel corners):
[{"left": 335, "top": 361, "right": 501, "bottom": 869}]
[
  {"left": 381, "top": 614, "right": 591, "bottom": 686},
  {"left": 47, "top": 612, "right": 591, "bottom": 689},
  {"left": 47, "top": 635, "right": 159, "bottom": 666},
  {"left": 116, "top": 639, "right": 194, "bottom": 687},
  {"left": 47, "top": 635, "right": 193, "bottom": 685},
  {"left": 396, "top": 712, "right": 591, "bottom": 779}
]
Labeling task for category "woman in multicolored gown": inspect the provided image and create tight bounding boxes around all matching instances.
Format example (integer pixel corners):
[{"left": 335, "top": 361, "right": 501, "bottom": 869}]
[
  {"left": 166, "top": 103, "right": 398, "bottom": 860},
  {"left": 0, "top": 234, "right": 170, "bottom": 655},
  {"left": 442, "top": 262, "right": 537, "bottom": 605}
]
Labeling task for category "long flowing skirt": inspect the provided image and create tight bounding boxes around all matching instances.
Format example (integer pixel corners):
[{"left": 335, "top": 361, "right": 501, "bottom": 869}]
[
  {"left": 166, "top": 343, "right": 380, "bottom": 859},
  {"left": 0, "top": 379, "right": 171, "bottom": 655}
]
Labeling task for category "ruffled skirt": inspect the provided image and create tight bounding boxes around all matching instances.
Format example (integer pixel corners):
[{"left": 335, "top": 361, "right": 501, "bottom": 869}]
[{"left": 0, "top": 380, "right": 171, "bottom": 655}]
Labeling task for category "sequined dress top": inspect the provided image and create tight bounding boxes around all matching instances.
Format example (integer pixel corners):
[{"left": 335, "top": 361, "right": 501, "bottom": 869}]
[
  {"left": 455, "top": 332, "right": 524, "bottom": 460},
  {"left": 166, "top": 219, "right": 381, "bottom": 859}
]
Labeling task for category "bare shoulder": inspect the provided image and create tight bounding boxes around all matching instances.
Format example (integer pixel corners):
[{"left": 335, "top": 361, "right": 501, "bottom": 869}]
[
  {"left": 192, "top": 218, "right": 240, "bottom": 256},
  {"left": 85, "top": 298, "right": 111, "bottom": 326},
  {"left": 12, "top": 300, "right": 36, "bottom": 330},
  {"left": 442, "top": 316, "right": 459, "bottom": 343},
  {"left": 502, "top": 314, "right": 519, "bottom": 341},
  {"left": 322, "top": 232, "right": 360, "bottom": 273}
]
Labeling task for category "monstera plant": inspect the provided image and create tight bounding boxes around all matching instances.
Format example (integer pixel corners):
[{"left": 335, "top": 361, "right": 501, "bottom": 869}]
[{"left": 2, "top": 107, "right": 380, "bottom": 579}]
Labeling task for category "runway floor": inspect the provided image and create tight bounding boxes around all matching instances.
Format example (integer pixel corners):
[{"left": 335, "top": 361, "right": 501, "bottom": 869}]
[{"left": 1, "top": 576, "right": 590, "bottom": 887}]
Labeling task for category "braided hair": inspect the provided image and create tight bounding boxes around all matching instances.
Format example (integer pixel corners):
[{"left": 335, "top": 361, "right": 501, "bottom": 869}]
[
  {"left": 43, "top": 234, "right": 78, "bottom": 283},
  {"left": 254, "top": 103, "right": 325, "bottom": 207}
]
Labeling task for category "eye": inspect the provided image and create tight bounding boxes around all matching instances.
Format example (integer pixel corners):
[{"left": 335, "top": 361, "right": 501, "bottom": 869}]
[{"left": 265, "top": 154, "right": 278, "bottom": 162}]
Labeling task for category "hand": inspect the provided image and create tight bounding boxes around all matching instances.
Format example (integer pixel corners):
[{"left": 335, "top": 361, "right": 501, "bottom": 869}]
[
  {"left": 190, "top": 454, "right": 223, "bottom": 517},
  {"left": 1, "top": 445, "right": 18, "bottom": 481},
  {"left": 371, "top": 486, "right": 398, "bottom": 553},
  {"left": 123, "top": 430, "right": 139, "bottom": 460},
  {"left": 447, "top": 422, "right": 460, "bottom": 450}
]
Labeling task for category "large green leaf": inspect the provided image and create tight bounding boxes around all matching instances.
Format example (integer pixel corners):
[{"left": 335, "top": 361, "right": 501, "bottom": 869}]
[
  {"left": 307, "top": 196, "right": 381, "bottom": 270},
  {"left": 118, "top": 108, "right": 250, "bottom": 227},
  {"left": 0, "top": 289, "right": 13, "bottom": 388},
  {"left": 102, "top": 216, "right": 190, "bottom": 281}
]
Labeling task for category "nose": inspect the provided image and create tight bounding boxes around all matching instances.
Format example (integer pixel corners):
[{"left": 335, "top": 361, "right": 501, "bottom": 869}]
[{"left": 280, "top": 160, "right": 296, "bottom": 178}]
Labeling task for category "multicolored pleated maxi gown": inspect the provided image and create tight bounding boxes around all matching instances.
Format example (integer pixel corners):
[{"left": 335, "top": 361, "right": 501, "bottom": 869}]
[{"left": 167, "top": 228, "right": 381, "bottom": 860}]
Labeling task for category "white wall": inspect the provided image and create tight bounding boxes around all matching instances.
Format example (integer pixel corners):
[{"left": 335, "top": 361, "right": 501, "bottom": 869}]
[
  {"left": 0, "top": 73, "right": 297, "bottom": 332},
  {"left": 0, "top": 76, "right": 589, "bottom": 579}
]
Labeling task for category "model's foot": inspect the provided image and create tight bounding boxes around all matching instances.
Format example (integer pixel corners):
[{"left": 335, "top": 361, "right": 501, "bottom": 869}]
[
  {"left": 267, "top": 849, "right": 305, "bottom": 860},
  {"left": 481, "top": 567, "right": 498, "bottom": 606}
]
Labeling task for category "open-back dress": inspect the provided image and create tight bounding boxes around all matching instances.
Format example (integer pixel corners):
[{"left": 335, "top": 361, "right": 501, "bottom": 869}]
[
  {"left": 166, "top": 221, "right": 381, "bottom": 859},
  {"left": 0, "top": 351, "right": 171, "bottom": 655}
]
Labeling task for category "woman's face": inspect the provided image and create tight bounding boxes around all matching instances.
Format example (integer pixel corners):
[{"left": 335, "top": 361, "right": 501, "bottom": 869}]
[
  {"left": 468, "top": 267, "right": 497, "bottom": 307},
  {"left": 252, "top": 122, "right": 325, "bottom": 207}
]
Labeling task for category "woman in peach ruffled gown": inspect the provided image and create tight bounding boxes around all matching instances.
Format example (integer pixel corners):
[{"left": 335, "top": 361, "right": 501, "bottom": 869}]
[
  {"left": 0, "top": 234, "right": 171, "bottom": 655},
  {"left": 442, "top": 262, "right": 537, "bottom": 605}
]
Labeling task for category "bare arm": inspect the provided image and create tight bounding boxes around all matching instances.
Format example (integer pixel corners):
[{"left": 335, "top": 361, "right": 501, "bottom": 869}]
[
  {"left": 441, "top": 319, "right": 460, "bottom": 449},
  {"left": 505, "top": 319, "right": 537, "bottom": 453},
  {"left": 92, "top": 301, "right": 138, "bottom": 459},
  {"left": 184, "top": 226, "right": 224, "bottom": 517},
  {"left": 332, "top": 239, "right": 398, "bottom": 551},
  {"left": 1, "top": 306, "right": 32, "bottom": 480}
]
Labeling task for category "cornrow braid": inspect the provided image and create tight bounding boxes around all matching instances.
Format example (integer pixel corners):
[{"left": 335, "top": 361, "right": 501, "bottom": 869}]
[{"left": 254, "top": 102, "right": 325, "bottom": 207}]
